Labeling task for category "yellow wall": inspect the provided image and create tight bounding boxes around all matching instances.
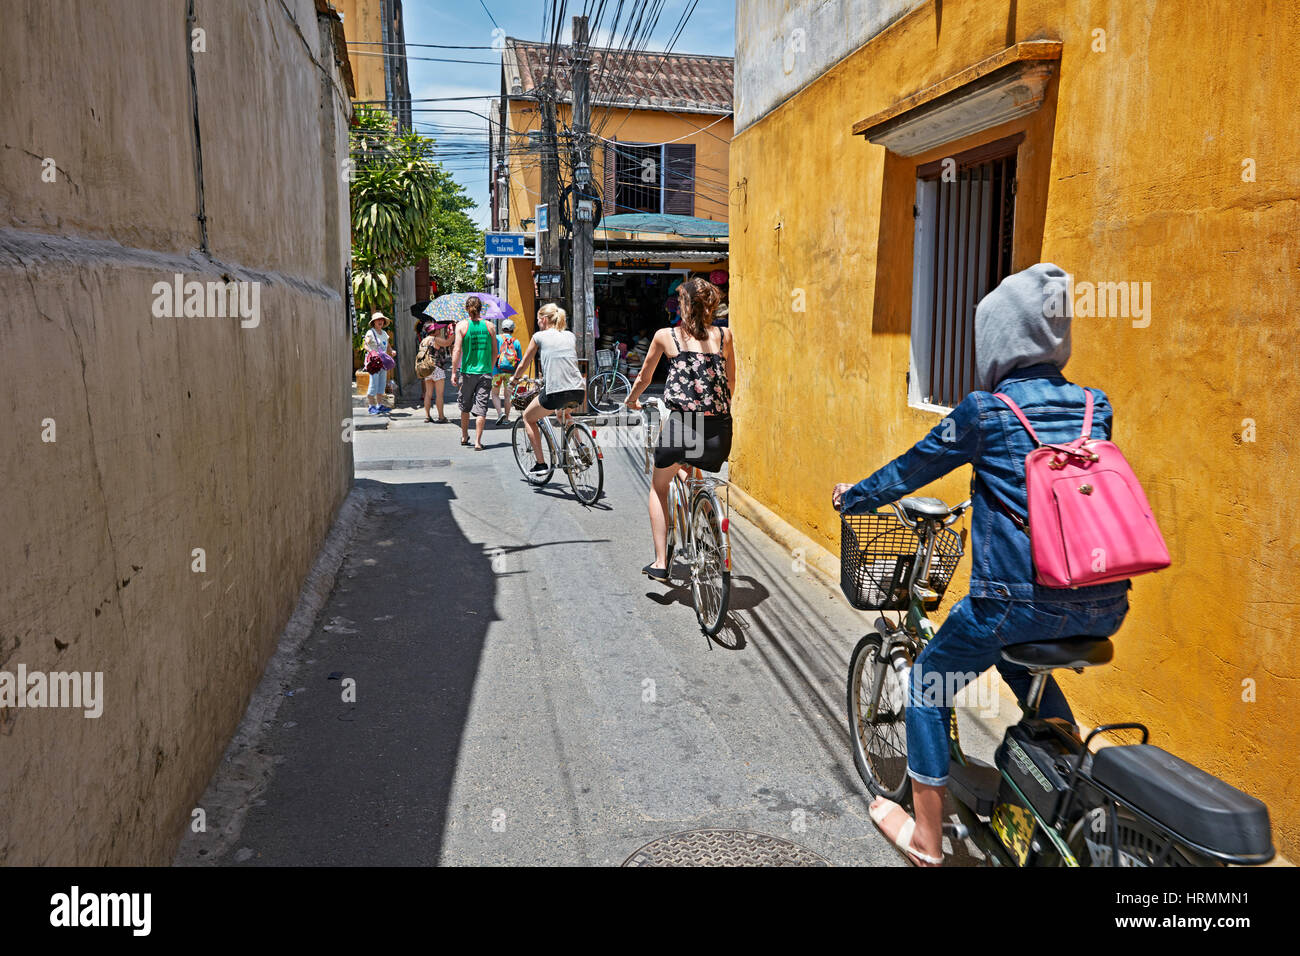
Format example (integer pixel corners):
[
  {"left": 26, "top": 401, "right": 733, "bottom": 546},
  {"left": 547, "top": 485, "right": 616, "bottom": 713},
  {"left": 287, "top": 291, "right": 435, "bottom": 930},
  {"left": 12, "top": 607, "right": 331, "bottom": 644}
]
[
  {"left": 337, "top": 0, "right": 387, "bottom": 104},
  {"left": 731, "top": 0, "right": 1299, "bottom": 855},
  {"left": 502, "top": 99, "right": 733, "bottom": 355},
  {"left": 504, "top": 100, "right": 733, "bottom": 236}
]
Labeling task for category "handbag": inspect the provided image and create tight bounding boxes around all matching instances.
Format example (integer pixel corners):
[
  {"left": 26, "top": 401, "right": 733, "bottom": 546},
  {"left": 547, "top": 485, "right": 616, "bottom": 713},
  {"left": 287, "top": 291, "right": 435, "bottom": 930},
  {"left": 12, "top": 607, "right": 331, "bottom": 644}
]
[
  {"left": 364, "top": 351, "right": 383, "bottom": 374},
  {"left": 994, "top": 389, "right": 1171, "bottom": 587}
]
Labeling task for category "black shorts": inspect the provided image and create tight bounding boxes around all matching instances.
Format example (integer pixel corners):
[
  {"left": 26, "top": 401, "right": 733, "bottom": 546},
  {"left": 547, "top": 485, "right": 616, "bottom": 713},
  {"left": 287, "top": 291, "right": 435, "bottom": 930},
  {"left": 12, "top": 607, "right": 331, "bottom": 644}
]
[
  {"left": 654, "top": 411, "right": 732, "bottom": 472},
  {"left": 539, "top": 388, "right": 585, "bottom": 411}
]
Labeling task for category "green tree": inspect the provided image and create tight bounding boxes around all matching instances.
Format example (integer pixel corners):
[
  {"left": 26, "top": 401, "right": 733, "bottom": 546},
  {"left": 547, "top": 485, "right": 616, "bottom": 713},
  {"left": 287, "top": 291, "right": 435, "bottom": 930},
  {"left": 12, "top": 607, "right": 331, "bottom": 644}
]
[{"left": 348, "top": 106, "right": 483, "bottom": 313}]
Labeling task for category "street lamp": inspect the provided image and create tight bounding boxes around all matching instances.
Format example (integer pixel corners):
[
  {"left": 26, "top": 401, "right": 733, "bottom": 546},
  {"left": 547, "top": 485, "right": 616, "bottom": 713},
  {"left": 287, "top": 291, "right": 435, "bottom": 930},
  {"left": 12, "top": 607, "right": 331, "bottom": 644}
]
[{"left": 574, "top": 160, "right": 592, "bottom": 186}]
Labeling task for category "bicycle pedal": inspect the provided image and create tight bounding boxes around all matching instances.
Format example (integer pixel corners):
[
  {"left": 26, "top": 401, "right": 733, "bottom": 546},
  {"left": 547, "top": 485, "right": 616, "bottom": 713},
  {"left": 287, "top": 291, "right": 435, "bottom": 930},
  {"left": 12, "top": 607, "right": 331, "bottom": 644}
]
[{"left": 943, "top": 821, "right": 970, "bottom": 841}]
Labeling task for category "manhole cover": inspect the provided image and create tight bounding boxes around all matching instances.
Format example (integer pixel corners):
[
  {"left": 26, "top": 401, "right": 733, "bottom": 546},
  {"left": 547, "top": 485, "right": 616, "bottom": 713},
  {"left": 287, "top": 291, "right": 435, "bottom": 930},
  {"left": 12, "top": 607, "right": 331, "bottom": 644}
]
[
  {"left": 622, "top": 829, "right": 830, "bottom": 867},
  {"left": 354, "top": 459, "right": 452, "bottom": 470}
]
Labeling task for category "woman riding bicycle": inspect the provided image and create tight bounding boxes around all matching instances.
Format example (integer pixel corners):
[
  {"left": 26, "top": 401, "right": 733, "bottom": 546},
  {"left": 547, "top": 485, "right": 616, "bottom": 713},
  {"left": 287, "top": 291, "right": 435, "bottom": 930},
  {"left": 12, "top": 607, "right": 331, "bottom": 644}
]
[
  {"left": 627, "top": 276, "right": 737, "bottom": 581},
  {"left": 508, "top": 303, "right": 586, "bottom": 476},
  {"left": 831, "top": 263, "right": 1131, "bottom": 866}
]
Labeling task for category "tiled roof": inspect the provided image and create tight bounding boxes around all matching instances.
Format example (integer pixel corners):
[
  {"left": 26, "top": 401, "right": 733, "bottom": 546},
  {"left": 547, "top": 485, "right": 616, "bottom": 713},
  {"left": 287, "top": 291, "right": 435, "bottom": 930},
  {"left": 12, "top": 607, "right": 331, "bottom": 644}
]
[{"left": 503, "top": 38, "right": 732, "bottom": 115}]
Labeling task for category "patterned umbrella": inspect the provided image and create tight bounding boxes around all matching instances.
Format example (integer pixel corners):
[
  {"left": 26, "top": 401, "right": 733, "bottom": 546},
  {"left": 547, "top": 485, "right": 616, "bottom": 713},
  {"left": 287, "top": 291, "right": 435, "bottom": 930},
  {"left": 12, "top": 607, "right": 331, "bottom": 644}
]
[{"left": 421, "top": 292, "right": 505, "bottom": 324}]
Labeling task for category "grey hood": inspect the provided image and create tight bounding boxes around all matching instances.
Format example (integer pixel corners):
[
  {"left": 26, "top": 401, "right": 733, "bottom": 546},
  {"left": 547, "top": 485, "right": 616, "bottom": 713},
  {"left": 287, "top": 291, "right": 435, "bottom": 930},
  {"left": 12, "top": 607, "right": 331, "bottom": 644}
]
[{"left": 974, "top": 262, "right": 1072, "bottom": 392}]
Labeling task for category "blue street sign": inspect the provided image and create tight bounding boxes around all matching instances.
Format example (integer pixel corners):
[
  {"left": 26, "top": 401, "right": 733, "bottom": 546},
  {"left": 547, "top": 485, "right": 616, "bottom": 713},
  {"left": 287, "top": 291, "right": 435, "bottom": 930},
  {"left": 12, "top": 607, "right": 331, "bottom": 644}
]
[
  {"left": 536, "top": 204, "right": 548, "bottom": 233},
  {"left": 485, "top": 233, "right": 528, "bottom": 257}
]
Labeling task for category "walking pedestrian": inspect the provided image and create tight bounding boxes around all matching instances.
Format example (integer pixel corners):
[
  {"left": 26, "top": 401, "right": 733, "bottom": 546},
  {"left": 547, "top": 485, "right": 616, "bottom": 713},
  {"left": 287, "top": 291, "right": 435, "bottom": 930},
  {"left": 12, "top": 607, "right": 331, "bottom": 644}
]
[
  {"left": 451, "top": 296, "right": 498, "bottom": 450},
  {"left": 363, "top": 312, "right": 396, "bottom": 416},
  {"left": 491, "top": 317, "right": 523, "bottom": 426},
  {"left": 417, "top": 320, "right": 454, "bottom": 423},
  {"left": 626, "top": 277, "right": 736, "bottom": 580}
]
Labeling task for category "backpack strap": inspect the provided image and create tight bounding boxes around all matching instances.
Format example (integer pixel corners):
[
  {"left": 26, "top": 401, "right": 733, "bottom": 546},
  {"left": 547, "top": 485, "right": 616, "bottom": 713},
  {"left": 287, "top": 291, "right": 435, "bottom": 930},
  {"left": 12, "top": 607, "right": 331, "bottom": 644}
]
[
  {"left": 993, "top": 393, "right": 1043, "bottom": 446},
  {"left": 1079, "top": 387, "right": 1094, "bottom": 440}
]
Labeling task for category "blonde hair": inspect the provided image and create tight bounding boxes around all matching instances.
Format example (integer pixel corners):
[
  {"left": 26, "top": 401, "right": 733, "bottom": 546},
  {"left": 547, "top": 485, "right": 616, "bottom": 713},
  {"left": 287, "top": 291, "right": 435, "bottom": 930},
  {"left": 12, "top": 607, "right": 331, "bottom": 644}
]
[{"left": 538, "top": 303, "right": 567, "bottom": 331}]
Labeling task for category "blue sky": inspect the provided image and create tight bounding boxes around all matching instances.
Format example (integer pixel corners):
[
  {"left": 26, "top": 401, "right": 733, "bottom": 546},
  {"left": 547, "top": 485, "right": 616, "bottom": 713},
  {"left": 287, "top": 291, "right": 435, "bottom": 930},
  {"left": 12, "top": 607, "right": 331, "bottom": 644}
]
[{"left": 398, "top": 0, "right": 735, "bottom": 227}]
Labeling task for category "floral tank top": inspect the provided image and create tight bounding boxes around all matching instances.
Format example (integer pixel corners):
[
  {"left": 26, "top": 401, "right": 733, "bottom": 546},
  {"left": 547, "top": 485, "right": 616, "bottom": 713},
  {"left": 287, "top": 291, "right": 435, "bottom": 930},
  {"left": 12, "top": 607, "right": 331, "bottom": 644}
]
[{"left": 663, "top": 326, "right": 731, "bottom": 415}]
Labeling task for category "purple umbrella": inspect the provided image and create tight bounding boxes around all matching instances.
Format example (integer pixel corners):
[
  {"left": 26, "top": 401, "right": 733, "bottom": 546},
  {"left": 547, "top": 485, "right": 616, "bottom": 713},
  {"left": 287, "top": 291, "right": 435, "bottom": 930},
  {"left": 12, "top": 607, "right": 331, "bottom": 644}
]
[
  {"left": 422, "top": 292, "right": 506, "bottom": 324},
  {"left": 476, "top": 292, "right": 517, "bottom": 318}
]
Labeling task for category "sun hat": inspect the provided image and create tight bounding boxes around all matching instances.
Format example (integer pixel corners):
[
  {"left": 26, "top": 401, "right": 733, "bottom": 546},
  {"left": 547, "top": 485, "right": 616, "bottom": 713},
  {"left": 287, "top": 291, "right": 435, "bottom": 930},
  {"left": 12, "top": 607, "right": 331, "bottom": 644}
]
[{"left": 369, "top": 311, "right": 388, "bottom": 327}]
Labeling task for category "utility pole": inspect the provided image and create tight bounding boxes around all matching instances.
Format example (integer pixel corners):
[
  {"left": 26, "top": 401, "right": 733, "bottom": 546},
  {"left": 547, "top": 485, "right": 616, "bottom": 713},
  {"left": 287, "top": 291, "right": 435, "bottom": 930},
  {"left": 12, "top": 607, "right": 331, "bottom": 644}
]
[
  {"left": 570, "top": 14, "right": 596, "bottom": 383},
  {"left": 538, "top": 83, "right": 562, "bottom": 308}
]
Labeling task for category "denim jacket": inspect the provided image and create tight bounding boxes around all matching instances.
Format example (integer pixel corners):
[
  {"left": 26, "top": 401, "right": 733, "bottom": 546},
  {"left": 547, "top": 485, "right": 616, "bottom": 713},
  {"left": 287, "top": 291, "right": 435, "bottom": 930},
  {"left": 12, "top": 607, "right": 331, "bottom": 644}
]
[{"left": 840, "top": 363, "right": 1132, "bottom": 603}]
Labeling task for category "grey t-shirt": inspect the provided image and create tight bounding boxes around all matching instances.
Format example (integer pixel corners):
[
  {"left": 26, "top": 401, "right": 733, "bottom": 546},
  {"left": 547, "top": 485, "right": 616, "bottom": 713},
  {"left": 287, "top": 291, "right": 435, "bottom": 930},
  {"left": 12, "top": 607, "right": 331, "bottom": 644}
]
[{"left": 534, "top": 328, "right": 585, "bottom": 393}]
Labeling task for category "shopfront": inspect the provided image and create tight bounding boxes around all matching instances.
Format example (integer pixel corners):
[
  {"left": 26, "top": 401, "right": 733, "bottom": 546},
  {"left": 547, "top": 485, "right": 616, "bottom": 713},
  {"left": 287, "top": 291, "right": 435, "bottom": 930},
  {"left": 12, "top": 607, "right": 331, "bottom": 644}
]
[{"left": 594, "top": 256, "right": 729, "bottom": 380}]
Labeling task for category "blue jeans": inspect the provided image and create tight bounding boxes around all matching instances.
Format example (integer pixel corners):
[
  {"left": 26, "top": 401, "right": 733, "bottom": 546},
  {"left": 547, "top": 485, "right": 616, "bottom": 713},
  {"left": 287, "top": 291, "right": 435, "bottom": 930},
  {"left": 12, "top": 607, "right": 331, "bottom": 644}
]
[
  {"left": 367, "top": 368, "right": 387, "bottom": 399},
  {"left": 906, "top": 593, "right": 1130, "bottom": 785}
]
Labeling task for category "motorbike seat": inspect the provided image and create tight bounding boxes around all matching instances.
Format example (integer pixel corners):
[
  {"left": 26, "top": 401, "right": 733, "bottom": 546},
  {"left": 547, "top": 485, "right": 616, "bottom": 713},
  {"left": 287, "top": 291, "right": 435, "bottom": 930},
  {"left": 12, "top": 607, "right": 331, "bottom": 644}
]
[
  {"left": 1090, "top": 744, "right": 1272, "bottom": 860},
  {"left": 1001, "top": 637, "right": 1113, "bottom": 671}
]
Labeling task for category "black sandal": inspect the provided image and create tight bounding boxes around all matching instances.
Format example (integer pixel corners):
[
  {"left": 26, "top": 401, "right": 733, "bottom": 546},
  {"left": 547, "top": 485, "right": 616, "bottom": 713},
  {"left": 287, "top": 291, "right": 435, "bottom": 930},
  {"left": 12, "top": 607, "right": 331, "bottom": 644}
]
[
  {"left": 460, "top": 437, "right": 471, "bottom": 446},
  {"left": 642, "top": 564, "right": 669, "bottom": 582}
]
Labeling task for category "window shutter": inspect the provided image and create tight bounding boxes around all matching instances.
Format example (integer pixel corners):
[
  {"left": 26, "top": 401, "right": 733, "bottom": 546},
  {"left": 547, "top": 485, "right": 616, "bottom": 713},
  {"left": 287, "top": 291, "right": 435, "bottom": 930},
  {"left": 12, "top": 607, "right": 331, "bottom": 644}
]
[
  {"left": 604, "top": 138, "right": 617, "bottom": 214},
  {"left": 663, "top": 143, "right": 695, "bottom": 216}
]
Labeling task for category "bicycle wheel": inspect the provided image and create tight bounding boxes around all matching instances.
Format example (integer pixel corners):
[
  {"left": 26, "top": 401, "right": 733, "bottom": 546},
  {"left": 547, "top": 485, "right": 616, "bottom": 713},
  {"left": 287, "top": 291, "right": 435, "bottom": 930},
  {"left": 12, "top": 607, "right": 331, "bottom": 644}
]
[
  {"left": 512, "top": 417, "right": 555, "bottom": 484},
  {"left": 588, "top": 371, "right": 631, "bottom": 413},
  {"left": 847, "top": 634, "right": 912, "bottom": 802},
  {"left": 689, "top": 491, "right": 730, "bottom": 636},
  {"left": 564, "top": 423, "right": 604, "bottom": 504}
]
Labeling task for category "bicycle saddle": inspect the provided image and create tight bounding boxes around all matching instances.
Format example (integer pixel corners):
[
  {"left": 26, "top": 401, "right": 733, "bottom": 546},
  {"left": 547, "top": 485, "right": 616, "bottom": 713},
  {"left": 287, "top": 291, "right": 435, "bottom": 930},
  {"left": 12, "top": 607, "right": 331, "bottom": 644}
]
[
  {"left": 898, "top": 496, "right": 950, "bottom": 519},
  {"left": 1001, "top": 637, "right": 1114, "bottom": 670}
]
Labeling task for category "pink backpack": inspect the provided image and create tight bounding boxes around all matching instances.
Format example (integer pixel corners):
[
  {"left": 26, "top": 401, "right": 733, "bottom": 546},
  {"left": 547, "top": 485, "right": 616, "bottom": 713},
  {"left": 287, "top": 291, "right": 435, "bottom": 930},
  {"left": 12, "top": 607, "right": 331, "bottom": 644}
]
[{"left": 995, "top": 389, "right": 1171, "bottom": 588}]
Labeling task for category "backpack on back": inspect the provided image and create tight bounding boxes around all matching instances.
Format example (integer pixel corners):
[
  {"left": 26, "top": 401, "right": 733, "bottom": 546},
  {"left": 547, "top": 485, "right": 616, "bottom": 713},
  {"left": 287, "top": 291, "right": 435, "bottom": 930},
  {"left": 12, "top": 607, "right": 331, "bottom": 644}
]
[{"left": 994, "top": 388, "right": 1170, "bottom": 588}]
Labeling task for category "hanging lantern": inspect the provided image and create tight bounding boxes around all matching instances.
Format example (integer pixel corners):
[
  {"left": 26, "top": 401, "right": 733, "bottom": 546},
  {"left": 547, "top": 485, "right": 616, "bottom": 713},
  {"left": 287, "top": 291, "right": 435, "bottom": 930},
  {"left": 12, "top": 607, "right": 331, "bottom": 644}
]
[
  {"left": 709, "top": 269, "right": 729, "bottom": 285},
  {"left": 665, "top": 296, "right": 679, "bottom": 312}
]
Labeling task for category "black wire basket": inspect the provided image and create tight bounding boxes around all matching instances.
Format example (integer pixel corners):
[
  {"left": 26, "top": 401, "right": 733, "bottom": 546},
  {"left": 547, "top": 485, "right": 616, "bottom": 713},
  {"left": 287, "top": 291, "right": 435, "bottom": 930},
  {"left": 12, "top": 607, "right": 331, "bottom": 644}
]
[{"left": 840, "top": 512, "right": 964, "bottom": 611}]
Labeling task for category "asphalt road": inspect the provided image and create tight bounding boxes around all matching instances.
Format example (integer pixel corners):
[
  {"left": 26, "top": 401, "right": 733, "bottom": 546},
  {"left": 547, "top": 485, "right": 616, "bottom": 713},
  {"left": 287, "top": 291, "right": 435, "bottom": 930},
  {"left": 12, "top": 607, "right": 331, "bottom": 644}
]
[{"left": 188, "top": 394, "right": 1006, "bottom": 866}]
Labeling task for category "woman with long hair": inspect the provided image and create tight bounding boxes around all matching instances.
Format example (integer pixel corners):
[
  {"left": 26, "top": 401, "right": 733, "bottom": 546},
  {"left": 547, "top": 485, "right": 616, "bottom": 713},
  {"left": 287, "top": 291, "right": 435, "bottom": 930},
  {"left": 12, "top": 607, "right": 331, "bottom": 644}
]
[{"left": 626, "top": 277, "right": 737, "bottom": 580}]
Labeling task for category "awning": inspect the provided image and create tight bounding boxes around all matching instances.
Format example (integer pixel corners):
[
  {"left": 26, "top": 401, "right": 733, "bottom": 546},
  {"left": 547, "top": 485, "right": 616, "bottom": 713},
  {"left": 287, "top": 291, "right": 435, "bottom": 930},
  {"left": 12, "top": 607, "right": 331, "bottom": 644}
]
[
  {"left": 597, "top": 213, "right": 729, "bottom": 239},
  {"left": 853, "top": 40, "right": 1062, "bottom": 156}
]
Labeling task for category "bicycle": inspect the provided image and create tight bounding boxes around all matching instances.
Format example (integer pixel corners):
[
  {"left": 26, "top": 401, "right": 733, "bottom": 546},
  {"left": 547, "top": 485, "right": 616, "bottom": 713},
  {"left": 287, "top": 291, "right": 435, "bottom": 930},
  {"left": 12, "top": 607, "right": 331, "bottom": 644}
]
[
  {"left": 842, "top": 496, "right": 1274, "bottom": 866},
  {"left": 638, "top": 397, "right": 731, "bottom": 636},
  {"left": 508, "top": 377, "right": 604, "bottom": 505},
  {"left": 587, "top": 348, "right": 633, "bottom": 414}
]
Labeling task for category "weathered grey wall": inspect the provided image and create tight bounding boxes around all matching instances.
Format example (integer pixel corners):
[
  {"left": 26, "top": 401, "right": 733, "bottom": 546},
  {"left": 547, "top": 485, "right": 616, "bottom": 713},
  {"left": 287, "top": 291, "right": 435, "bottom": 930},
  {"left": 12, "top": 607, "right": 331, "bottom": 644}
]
[
  {"left": 0, "top": 0, "right": 353, "bottom": 864},
  {"left": 733, "top": 0, "right": 925, "bottom": 133}
]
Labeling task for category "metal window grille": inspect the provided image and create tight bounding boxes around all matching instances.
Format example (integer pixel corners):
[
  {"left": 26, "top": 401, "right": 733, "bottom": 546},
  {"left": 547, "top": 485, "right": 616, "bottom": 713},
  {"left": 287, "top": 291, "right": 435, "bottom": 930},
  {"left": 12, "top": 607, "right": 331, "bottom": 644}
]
[
  {"left": 914, "top": 137, "right": 1019, "bottom": 407},
  {"left": 615, "top": 143, "right": 663, "bottom": 214}
]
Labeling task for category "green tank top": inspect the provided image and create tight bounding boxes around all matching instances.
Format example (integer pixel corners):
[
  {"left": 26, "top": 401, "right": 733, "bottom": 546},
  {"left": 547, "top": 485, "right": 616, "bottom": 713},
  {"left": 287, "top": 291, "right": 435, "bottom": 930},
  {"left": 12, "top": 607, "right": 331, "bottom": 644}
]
[{"left": 461, "top": 318, "right": 493, "bottom": 375}]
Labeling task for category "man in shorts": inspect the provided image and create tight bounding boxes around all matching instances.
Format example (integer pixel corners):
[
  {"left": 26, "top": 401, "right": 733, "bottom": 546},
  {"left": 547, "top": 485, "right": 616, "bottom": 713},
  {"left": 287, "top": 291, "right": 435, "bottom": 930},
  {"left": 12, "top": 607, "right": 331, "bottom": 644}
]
[{"left": 451, "top": 295, "right": 498, "bottom": 451}]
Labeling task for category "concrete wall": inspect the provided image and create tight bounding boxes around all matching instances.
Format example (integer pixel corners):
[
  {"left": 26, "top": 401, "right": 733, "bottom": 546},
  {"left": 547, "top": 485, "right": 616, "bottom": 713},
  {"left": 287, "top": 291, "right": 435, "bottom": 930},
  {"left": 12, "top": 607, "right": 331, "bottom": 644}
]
[
  {"left": 733, "top": 0, "right": 925, "bottom": 132},
  {"left": 731, "top": 0, "right": 1300, "bottom": 856},
  {"left": 0, "top": 0, "right": 354, "bottom": 864}
]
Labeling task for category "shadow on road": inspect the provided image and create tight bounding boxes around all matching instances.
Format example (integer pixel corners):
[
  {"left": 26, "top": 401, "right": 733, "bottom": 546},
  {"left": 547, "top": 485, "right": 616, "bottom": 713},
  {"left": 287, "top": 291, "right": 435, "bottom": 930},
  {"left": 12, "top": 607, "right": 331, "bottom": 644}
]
[{"left": 225, "top": 478, "right": 500, "bottom": 866}]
